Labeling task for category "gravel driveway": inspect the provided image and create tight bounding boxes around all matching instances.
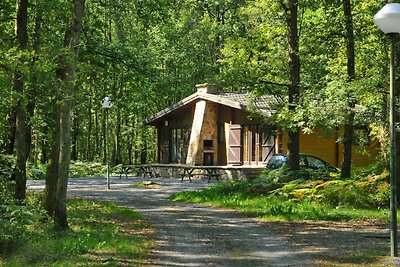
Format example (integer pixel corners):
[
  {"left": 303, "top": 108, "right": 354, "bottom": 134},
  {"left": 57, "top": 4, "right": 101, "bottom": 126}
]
[{"left": 27, "top": 176, "right": 397, "bottom": 266}]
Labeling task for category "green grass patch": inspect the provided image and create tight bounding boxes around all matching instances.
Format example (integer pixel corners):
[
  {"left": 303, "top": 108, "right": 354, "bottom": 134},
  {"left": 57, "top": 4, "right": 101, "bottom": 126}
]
[
  {"left": 170, "top": 167, "right": 392, "bottom": 222},
  {"left": 130, "top": 181, "right": 162, "bottom": 189},
  {"left": 1, "top": 197, "right": 154, "bottom": 266}
]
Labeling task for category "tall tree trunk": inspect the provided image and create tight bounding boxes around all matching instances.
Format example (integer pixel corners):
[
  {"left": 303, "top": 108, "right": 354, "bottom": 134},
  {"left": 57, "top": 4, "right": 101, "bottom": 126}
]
[
  {"left": 285, "top": 0, "right": 300, "bottom": 170},
  {"left": 43, "top": 106, "right": 61, "bottom": 215},
  {"left": 54, "top": 0, "right": 85, "bottom": 231},
  {"left": 13, "top": 0, "right": 29, "bottom": 200},
  {"left": 341, "top": 0, "right": 356, "bottom": 178}
]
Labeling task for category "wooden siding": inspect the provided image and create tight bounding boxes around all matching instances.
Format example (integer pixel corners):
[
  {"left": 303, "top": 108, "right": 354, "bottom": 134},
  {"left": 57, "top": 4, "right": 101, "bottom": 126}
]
[{"left": 281, "top": 128, "right": 379, "bottom": 167}]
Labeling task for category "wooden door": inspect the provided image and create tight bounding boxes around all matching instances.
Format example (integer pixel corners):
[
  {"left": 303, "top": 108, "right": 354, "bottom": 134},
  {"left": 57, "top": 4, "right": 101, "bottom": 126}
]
[
  {"left": 228, "top": 124, "right": 242, "bottom": 165},
  {"left": 243, "top": 125, "right": 260, "bottom": 166},
  {"left": 261, "top": 128, "right": 275, "bottom": 163}
]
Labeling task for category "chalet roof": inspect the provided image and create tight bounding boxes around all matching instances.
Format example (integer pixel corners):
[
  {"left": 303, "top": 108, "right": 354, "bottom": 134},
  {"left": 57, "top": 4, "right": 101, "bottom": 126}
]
[{"left": 145, "top": 89, "right": 283, "bottom": 125}]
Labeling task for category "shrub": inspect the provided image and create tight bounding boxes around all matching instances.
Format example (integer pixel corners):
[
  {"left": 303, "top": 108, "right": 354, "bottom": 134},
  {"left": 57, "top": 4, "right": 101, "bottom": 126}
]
[
  {"left": 251, "top": 166, "right": 390, "bottom": 209},
  {"left": 0, "top": 154, "right": 48, "bottom": 256},
  {"left": 26, "top": 163, "right": 46, "bottom": 180},
  {"left": 260, "top": 167, "right": 335, "bottom": 184},
  {"left": 69, "top": 161, "right": 105, "bottom": 178}
]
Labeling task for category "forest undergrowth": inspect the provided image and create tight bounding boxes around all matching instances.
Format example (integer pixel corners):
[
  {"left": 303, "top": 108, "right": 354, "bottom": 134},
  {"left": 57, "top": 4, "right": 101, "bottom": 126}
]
[{"left": 171, "top": 162, "right": 392, "bottom": 222}]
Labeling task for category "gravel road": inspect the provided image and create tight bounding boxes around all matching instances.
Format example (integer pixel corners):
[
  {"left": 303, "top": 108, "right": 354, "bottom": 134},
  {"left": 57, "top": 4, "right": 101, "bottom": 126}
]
[
  {"left": 29, "top": 176, "right": 400, "bottom": 266},
  {"left": 28, "top": 176, "right": 313, "bottom": 266}
]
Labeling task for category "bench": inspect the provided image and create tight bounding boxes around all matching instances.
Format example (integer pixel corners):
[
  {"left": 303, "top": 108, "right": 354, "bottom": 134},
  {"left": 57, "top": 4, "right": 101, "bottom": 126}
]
[
  {"left": 118, "top": 165, "right": 139, "bottom": 179},
  {"left": 138, "top": 165, "right": 160, "bottom": 178},
  {"left": 178, "top": 166, "right": 221, "bottom": 183}
]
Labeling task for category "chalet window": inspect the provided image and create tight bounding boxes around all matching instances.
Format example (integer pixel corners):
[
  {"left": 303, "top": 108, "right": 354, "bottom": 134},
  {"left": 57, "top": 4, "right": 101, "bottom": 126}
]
[
  {"left": 170, "top": 128, "right": 191, "bottom": 163},
  {"left": 228, "top": 124, "right": 275, "bottom": 166},
  {"left": 204, "top": 140, "right": 213, "bottom": 151}
]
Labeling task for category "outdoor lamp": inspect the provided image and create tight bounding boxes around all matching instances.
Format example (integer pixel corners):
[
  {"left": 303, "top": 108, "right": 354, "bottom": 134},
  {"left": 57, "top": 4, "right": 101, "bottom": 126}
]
[
  {"left": 101, "top": 97, "right": 112, "bottom": 189},
  {"left": 101, "top": 96, "right": 112, "bottom": 109},
  {"left": 374, "top": 2, "right": 400, "bottom": 258}
]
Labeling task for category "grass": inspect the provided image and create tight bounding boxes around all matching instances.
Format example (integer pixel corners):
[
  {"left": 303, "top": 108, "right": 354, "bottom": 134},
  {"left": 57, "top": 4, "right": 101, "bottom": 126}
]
[
  {"left": 1, "top": 197, "right": 154, "bottom": 266},
  {"left": 170, "top": 179, "right": 392, "bottom": 222},
  {"left": 170, "top": 175, "right": 393, "bottom": 266},
  {"left": 130, "top": 181, "right": 163, "bottom": 189}
]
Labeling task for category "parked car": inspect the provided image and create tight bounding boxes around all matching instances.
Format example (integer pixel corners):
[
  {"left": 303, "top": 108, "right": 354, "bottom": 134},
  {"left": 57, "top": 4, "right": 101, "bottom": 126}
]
[{"left": 266, "top": 153, "right": 338, "bottom": 171}]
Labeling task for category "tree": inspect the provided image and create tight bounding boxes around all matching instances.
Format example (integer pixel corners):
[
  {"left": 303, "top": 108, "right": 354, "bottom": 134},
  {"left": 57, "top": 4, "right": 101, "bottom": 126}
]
[
  {"left": 53, "top": 0, "right": 85, "bottom": 230},
  {"left": 283, "top": 0, "right": 300, "bottom": 170},
  {"left": 13, "top": 0, "right": 29, "bottom": 200},
  {"left": 340, "top": 0, "right": 356, "bottom": 179}
]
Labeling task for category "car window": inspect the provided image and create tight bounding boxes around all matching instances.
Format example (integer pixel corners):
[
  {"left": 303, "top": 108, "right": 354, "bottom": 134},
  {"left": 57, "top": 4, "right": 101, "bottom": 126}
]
[
  {"left": 306, "top": 156, "right": 326, "bottom": 168},
  {"left": 267, "top": 155, "right": 286, "bottom": 169}
]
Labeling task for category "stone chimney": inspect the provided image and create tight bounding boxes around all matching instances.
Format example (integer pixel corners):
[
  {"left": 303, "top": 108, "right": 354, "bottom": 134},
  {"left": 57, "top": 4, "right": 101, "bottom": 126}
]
[{"left": 195, "top": 83, "right": 220, "bottom": 94}]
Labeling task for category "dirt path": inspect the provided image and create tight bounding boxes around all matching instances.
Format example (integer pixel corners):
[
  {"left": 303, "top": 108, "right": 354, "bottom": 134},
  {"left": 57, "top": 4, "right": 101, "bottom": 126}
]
[{"left": 28, "top": 177, "right": 395, "bottom": 266}]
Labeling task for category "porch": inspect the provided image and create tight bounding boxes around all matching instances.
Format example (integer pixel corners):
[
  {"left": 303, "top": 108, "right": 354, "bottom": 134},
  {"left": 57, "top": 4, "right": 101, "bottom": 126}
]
[{"left": 119, "top": 164, "right": 265, "bottom": 180}]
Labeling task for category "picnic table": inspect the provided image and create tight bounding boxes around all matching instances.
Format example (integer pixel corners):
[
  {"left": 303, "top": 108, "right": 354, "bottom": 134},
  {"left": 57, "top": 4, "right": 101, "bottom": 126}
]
[
  {"left": 177, "top": 165, "right": 221, "bottom": 183},
  {"left": 117, "top": 164, "right": 221, "bottom": 182},
  {"left": 118, "top": 165, "right": 159, "bottom": 179}
]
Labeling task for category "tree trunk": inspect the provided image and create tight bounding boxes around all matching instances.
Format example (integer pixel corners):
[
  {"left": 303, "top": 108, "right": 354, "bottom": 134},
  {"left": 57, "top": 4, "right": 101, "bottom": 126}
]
[
  {"left": 54, "top": 0, "right": 85, "bottom": 231},
  {"left": 13, "top": 0, "right": 29, "bottom": 200},
  {"left": 43, "top": 106, "right": 61, "bottom": 215},
  {"left": 285, "top": 0, "right": 300, "bottom": 171},
  {"left": 341, "top": 0, "right": 356, "bottom": 178}
]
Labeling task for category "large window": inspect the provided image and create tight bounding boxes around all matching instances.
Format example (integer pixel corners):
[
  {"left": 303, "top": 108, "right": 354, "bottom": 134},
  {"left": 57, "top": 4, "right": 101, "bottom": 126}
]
[
  {"left": 228, "top": 124, "right": 275, "bottom": 166},
  {"left": 170, "top": 128, "right": 191, "bottom": 163},
  {"left": 243, "top": 125, "right": 261, "bottom": 163}
]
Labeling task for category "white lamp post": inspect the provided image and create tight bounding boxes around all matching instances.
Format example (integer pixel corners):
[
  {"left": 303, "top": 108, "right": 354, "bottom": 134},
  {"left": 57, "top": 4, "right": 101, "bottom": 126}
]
[
  {"left": 374, "top": 2, "right": 400, "bottom": 258},
  {"left": 101, "top": 97, "right": 112, "bottom": 189}
]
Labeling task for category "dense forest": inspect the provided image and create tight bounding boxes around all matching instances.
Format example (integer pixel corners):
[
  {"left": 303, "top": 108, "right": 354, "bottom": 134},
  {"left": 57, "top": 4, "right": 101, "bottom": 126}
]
[{"left": 0, "top": 0, "right": 397, "bottom": 229}]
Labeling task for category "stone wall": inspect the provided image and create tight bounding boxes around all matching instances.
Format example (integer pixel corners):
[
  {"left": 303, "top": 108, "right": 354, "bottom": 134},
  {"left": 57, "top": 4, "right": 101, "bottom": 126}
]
[
  {"left": 199, "top": 101, "right": 218, "bottom": 165},
  {"left": 185, "top": 100, "right": 219, "bottom": 165}
]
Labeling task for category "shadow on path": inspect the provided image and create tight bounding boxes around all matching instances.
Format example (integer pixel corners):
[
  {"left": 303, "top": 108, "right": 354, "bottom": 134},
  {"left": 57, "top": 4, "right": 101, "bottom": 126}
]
[{"left": 29, "top": 177, "right": 314, "bottom": 266}]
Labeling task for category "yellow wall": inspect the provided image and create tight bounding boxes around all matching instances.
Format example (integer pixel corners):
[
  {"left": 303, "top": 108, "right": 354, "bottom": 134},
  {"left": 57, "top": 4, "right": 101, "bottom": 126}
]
[{"left": 280, "top": 128, "right": 379, "bottom": 167}]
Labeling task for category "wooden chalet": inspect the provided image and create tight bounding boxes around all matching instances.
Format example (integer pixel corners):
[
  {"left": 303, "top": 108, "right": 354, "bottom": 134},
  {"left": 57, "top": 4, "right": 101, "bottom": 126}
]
[{"left": 144, "top": 84, "right": 379, "bottom": 178}]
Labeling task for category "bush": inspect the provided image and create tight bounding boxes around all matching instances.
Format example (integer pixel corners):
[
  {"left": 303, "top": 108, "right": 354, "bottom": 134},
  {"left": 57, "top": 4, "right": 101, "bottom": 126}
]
[
  {"left": 260, "top": 167, "right": 336, "bottom": 184},
  {"left": 26, "top": 163, "right": 46, "bottom": 180},
  {"left": 0, "top": 154, "right": 15, "bottom": 181},
  {"left": 69, "top": 161, "right": 105, "bottom": 178},
  {"left": 0, "top": 154, "right": 49, "bottom": 256},
  {"left": 0, "top": 154, "right": 47, "bottom": 256},
  {"left": 250, "top": 166, "right": 390, "bottom": 209}
]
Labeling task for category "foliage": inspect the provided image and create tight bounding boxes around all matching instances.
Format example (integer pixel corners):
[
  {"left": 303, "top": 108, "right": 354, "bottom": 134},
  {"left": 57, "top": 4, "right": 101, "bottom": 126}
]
[
  {"left": 69, "top": 161, "right": 105, "bottom": 178},
  {"left": 171, "top": 164, "right": 391, "bottom": 221},
  {"left": 0, "top": 163, "right": 47, "bottom": 256},
  {"left": 26, "top": 163, "right": 46, "bottom": 180},
  {"left": 1, "top": 197, "right": 153, "bottom": 266},
  {"left": 0, "top": 0, "right": 394, "bottom": 171},
  {"left": 260, "top": 167, "right": 338, "bottom": 184}
]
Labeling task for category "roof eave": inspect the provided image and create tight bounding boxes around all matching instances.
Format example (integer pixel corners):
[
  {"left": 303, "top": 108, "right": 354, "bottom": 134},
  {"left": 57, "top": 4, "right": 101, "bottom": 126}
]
[{"left": 144, "top": 92, "right": 249, "bottom": 125}]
